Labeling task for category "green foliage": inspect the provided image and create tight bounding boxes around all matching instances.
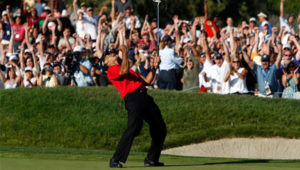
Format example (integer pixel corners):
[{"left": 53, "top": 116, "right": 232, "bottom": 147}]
[{"left": 1, "top": 87, "right": 300, "bottom": 152}]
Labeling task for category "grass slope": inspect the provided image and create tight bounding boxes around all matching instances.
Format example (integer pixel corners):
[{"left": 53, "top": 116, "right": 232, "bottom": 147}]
[{"left": 0, "top": 87, "right": 300, "bottom": 151}]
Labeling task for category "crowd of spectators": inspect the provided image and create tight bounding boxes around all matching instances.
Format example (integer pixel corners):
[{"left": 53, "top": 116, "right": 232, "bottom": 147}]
[{"left": 0, "top": 0, "right": 300, "bottom": 99}]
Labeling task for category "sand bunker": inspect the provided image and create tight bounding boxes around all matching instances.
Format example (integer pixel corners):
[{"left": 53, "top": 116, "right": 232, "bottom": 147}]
[{"left": 162, "top": 138, "right": 300, "bottom": 160}]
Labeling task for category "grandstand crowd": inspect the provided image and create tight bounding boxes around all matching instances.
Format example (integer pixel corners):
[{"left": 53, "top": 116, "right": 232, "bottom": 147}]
[{"left": 0, "top": 0, "right": 300, "bottom": 99}]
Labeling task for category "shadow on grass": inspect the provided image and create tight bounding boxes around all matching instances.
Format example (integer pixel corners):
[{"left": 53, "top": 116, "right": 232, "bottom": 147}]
[{"left": 126, "top": 159, "right": 270, "bottom": 168}]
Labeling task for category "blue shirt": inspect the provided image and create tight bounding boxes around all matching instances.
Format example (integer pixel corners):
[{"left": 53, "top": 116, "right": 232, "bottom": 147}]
[
  {"left": 73, "top": 59, "right": 93, "bottom": 87},
  {"left": 259, "top": 21, "right": 273, "bottom": 35},
  {"left": 1, "top": 21, "right": 11, "bottom": 40},
  {"left": 139, "top": 61, "right": 151, "bottom": 77},
  {"left": 253, "top": 63, "right": 279, "bottom": 95},
  {"left": 159, "top": 47, "right": 182, "bottom": 71}
]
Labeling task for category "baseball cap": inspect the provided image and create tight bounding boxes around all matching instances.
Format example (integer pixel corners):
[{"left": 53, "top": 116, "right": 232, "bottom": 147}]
[
  {"left": 249, "top": 17, "right": 256, "bottom": 23},
  {"left": 262, "top": 21, "right": 269, "bottom": 27},
  {"left": 74, "top": 46, "right": 83, "bottom": 53},
  {"left": 257, "top": 12, "right": 267, "bottom": 18},
  {"left": 214, "top": 52, "right": 223, "bottom": 59},
  {"left": 283, "top": 44, "right": 291, "bottom": 50},
  {"left": 25, "top": 67, "right": 33, "bottom": 72},
  {"left": 80, "top": 2, "right": 87, "bottom": 7},
  {"left": 9, "top": 55, "right": 19, "bottom": 61},
  {"left": 183, "top": 37, "right": 191, "bottom": 44},
  {"left": 2, "top": 11, "right": 8, "bottom": 16},
  {"left": 43, "top": 6, "right": 51, "bottom": 11},
  {"left": 24, "top": 49, "right": 32, "bottom": 54},
  {"left": 87, "top": 7, "right": 93, "bottom": 11},
  {"left": 47, "top": 21, "right": 56, "bottom": 28},
  {"left": 261, "top": 54, "right": 270, "bottom": 62}
]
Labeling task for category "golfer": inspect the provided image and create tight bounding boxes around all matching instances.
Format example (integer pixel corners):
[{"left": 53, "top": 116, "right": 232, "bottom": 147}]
[{"left": 105, "top": 45, "right": 167, "bottom": 168}]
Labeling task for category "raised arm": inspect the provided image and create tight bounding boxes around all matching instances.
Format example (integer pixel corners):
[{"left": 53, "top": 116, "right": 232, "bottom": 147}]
[
  {"left": 242, "top": 45, "right": 254, "bottom": 70},
  {"left": 73, "top": 0, "right": 79, "bottom": 19},
  {"left": 141, "top": 15, "right": 149, "bottom": 34},
  {"left": 119, "top": 45, "right": 129, "bottom": 76},
  {"left": 110, "top": 0, "right": 116, "bottom": 22},
  {"left": 56, "top": 18, "right": 63, "bottom": 32},
  {"left": 275, "top": 44, "right": 282, "bottom": 69},
  {"left": 140, "top": 55, "right": 160, "bottom": 85},
  {"left": 8, "top": 28, "right": 14, "bottom": 53},
  {"left": 191, "top": 17, "right": 199, "bottom": 43},
  {"left": 280, "top": 0, "right": 284, "bottom": 18},
  {"left": 96, "top": 27, "right": 106, "bottom": 59},
  {"left": 204, "top": 0, "right": 208, "bottom": 20},
  {"left": 290, "top": 35, "right": 300, "bottom": 60}
]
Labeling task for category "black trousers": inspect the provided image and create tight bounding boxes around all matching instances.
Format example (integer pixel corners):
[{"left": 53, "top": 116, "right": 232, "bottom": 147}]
[
  {"left": 112, "top": 89, "right": 167, "bottom": 163},
  {"left": 158, "top": 69, "right": 177, "bottom": 90}
]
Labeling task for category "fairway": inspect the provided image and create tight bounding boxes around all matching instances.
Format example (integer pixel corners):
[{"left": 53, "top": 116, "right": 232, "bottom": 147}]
[{"left": 1, "top": 147, "right": 300, "bottom": 170}]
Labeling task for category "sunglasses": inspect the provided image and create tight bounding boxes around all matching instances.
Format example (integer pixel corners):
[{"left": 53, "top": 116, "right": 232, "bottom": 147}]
[
  {"left": 232, "top": 61, "right": 240, "bottom": 63},
  {"left": 284, "top": 54, "right": 293, "bottom": 57}
]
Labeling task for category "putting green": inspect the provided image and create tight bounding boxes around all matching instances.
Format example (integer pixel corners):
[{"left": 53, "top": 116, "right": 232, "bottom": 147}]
[{"left": 1, "top": 147, "right": 300, "bottom": 170}]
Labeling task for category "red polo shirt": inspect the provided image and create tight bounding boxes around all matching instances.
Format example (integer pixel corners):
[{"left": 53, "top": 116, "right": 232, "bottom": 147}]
[{"left": 107, "top": 65, "right": 144, "bottom": 99}]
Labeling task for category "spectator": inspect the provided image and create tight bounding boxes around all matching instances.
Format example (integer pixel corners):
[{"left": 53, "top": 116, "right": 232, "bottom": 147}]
[
  {"left": 242, "top": 48, "right": 283, "bottom": 96},
  {"left": 114, "top": 0, "right": 133, "bottom": 13},
  {"left": 258, "top": 12, "right": 272, "bottom": 34},
  {"left": 23, "top": 1, "right": 40, "bottom": 30},
  {"left": 1, "top": 10, "right": 11, "bottom": 41},
  {"left": 38, "top": 63, "right": 59, "bottom": 87},
  {"left": 224, "top": 56, "right": 249, "bottom": 94},
  {"left": 281, "top": 61, "right": 300, "bottom": 98},
  {"left": 0, "top": 61, "right": 22, "bottom": 89},
  {"left": 124, "top": 7, "right": 141, "bottom": 31},
  {"left": 158, "top": 35, "right": 182, "bottom": 90},
  {"left": 182, "top": 45, "right": 201, "bottom": 91},
  {"left": 10, "top": 14, "right": 25, "bottom": 51},
  {"left": 22, "top": 66, "right": 37, "bottom": 88},
  {"left": 71, "top": 46, "right": 93, "bottom": 87},
  {"left": 280, "top": 0, "right": 296, "bottom": 34},
  {"left": 35, "top": 0, "right": 43, "bottom": 17}
]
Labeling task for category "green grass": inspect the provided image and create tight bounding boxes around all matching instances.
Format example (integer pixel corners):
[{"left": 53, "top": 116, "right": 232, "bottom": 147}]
[
  {"left": 1, "top": 147, "right": 300, "bottom": 170},
  {"left": 0, "top": 87, "right": 300, "bottom": 152}
]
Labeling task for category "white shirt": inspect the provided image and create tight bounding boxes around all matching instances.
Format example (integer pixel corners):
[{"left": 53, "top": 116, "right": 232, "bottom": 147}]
[
  {"left": 199, "top": 59, "right": 213, "bottom": 88},
  {"left": 280, "top": 17, "right": 295, "bottom": 34},
  {"left": 229, "top": 68, "right": 248, "bottom": 94},
  {"left": 76, "top": 15, "right": 97, "bottom": 40},
  {"left": 125, "top": 16, "right": 141, "bottom": 30},
  {"left": 159, "top": 47, "right": 182, "bottom": 71},
  {"left": 206, "top": 60, "right": 230, "bottom": 94}
]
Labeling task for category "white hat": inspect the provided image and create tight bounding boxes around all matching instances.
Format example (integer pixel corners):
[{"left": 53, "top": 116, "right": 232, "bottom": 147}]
[
  {"left": 47, "top": 21, "right": 55, "bottom": 28},
  {"left": 257, "top": 12, "right": 267, "bottom": 18},
  {"left": 74, "top": 46, "right": 83, "bottom": 53},
  {"left": 24, "top": 49, "right": 31, "bottom": 54},
  {"left": 283, "top": 44, "right": 291, "bottom": 50},
  {"left": 44, "top": 6, "right": 51, "bottom": 11},
  {"left": 2, "top": 11, "right": 8, "bottom": 16},
  {"left": 243, "top": 24, "right": 249, "bottom": 28},
  {"left": 249, "top": 17, "right": 256, "bottom": 22},
  {"left": 1, "top": 40, "right": 9, "bottom": 45},
  {"left": 183, "top": 37, "right": 191, "bottom": 44},
  {"left": 262, "top": 21, "right": 269, "bottom": 27},
  {"left": 61, "top": 9, "right": 68, "bottom": 17},
  {"left": 9, "top": 55, "right": 18, "bottom": 61},
  {"left": 25, "top": 67, "right": 33, "bottom": 72},
  {"left": 77, "top": 9, "right": 84, "bottom": 14}
]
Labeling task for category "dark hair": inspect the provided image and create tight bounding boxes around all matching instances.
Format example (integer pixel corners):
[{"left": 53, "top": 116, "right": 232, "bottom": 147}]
[{"left": 286, "top": 61, "right": 297, "bottom": 74}]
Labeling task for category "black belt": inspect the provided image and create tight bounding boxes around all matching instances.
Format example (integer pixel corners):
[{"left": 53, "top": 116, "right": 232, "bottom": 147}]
[{"left": 125, "top": 87, "right": 147, "bottom": 100}]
